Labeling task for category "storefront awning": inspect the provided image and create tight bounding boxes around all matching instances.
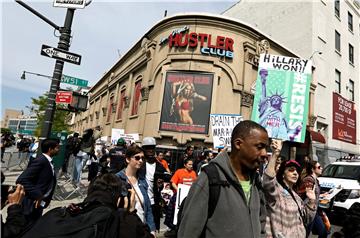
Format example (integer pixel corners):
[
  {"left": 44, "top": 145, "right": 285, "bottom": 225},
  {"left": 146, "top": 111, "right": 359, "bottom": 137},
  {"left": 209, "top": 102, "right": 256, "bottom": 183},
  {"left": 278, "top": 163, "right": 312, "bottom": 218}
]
[{"left": 310, "top": 130, "right": 326, "bottom": 144}]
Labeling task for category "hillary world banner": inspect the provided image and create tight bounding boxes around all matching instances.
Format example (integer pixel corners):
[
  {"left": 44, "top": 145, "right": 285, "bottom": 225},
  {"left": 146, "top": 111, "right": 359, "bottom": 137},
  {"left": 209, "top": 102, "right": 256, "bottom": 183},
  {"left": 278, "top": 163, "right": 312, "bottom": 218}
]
[
  {"left": 160, "top": 72, "right": 213, "bottom": 134},
  {"left": 251, "top": 54, "right": 312, "bottom": 143}
]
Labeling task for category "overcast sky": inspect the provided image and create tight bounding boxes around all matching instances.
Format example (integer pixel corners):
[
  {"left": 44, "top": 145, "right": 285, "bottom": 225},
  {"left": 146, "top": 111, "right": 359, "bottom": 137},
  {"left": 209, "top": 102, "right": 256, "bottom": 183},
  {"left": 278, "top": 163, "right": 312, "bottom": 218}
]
[{"left": 0, "top": 0, "right": 236, "bottom": 117}]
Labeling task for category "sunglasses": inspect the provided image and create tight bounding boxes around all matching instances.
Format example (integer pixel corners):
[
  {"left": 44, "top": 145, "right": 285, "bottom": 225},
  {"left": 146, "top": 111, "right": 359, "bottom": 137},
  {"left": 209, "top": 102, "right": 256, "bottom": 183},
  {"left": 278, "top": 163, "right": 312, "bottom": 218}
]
[
  {"left": 133, "top": 155, "right": 145, "bottom": 161},
  {"left": 316, "top": 165, "right": 322, "bottom": 169}
]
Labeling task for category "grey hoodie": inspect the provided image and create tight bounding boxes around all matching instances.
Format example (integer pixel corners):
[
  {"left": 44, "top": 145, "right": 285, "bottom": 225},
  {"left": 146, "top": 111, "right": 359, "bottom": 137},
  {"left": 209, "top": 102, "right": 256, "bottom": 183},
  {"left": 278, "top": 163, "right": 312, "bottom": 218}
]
[{"left": 178, "top": 151, "right": 266, "bottom": 238}]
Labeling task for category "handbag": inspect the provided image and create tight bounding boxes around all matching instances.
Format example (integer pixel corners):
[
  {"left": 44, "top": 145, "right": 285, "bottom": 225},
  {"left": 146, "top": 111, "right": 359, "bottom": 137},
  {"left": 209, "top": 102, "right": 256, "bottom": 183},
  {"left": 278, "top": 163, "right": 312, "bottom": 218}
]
[{"left": 320, "top": 210, "right": 331, "bottom": 232}]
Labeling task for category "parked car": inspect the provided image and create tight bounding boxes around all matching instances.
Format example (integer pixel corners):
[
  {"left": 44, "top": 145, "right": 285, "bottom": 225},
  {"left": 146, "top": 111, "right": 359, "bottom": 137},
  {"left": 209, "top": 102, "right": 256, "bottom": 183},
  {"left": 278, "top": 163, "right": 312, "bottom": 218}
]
[{"left": 318, "top": 157, "right": 360, "bottom": 223}]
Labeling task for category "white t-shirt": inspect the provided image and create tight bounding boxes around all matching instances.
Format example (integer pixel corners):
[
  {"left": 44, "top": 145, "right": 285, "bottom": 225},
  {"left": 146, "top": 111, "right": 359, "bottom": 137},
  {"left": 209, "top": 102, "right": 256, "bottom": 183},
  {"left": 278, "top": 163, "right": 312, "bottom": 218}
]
[
  {"left": 133, "top": 182, "right": 145, "bottom": 223},
  {"left": 145, "top": 162, "right": 156, "bottom": 205}
]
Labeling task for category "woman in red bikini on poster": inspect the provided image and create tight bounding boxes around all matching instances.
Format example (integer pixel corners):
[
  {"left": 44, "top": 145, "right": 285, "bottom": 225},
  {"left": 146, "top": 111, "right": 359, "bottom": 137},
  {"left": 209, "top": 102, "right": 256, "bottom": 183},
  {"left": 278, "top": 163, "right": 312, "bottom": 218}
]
[{"left": 171, "top": 82, "right": 207, "bottom": 125}]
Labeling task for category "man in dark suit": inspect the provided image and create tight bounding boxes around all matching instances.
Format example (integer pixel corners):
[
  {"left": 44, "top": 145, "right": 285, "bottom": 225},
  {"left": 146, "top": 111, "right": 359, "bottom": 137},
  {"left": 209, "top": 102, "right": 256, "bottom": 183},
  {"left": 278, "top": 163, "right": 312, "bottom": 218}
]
[{"left": 16, "top": 138, "right": 60, "bottom": 224}]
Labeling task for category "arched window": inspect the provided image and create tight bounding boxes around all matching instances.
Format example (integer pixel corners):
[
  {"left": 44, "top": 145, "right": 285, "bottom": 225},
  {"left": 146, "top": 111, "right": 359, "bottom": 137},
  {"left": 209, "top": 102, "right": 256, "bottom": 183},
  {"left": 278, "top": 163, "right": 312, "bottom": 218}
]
[
  {"left": 117, "top": 87, "right": 126, "bottom": 120},
  {"left": 131, "top": 79, "right": 142, "bottom": 116}
]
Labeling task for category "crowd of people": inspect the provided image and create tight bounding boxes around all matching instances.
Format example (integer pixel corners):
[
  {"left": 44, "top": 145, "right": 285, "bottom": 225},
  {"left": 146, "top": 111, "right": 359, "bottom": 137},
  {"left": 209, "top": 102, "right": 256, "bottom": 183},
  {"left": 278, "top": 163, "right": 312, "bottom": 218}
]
[{"left": 1, "top": 120, "right": 359, "bottom": 238}]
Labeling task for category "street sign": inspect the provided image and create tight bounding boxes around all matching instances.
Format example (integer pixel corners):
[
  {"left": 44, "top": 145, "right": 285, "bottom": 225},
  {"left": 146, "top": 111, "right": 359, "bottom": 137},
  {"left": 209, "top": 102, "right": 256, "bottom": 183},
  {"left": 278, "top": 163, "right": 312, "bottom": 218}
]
[
  {"left": 41, "top": 44, "right": 81, "bottom": 65},
  {"left": 56, "top": 91, "right": 73, "bottom": 104},
  {"left": 53, "top": 0, "right": 86, "bottom": 9},
  {"left": 61, "top": 74, "right": 88, "bottom": 87}
]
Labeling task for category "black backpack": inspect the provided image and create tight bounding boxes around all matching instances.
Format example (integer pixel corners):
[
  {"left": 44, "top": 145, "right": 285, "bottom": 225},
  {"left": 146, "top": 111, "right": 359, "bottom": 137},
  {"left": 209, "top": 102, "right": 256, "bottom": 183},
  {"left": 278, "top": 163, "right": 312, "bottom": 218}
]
[
  {"left": 177, "top": 163, "right": 230, "bottom": 230},
  {"left": 21, "top": 201, "right": 120, "bottom": 238},
  {"left": 177, "top": 163, "right": 264, "bottom": 232}
]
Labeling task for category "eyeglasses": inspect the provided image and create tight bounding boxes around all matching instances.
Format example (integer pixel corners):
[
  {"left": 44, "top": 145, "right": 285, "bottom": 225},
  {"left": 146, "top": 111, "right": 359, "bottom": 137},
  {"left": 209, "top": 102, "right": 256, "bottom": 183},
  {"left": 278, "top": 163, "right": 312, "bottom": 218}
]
[
  {"left": 133, "top": 155, "right": 145, "bottom": 161},
  {"left": 316, "top": 165, "right": 322, "bottom": 169}
]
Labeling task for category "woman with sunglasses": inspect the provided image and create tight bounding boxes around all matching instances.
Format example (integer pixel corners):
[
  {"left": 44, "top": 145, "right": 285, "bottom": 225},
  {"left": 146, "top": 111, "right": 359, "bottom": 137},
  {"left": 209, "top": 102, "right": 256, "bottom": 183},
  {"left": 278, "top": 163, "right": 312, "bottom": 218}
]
[
  {"left": 116, "top": 145, "right": 156, "bottom": 237},
  {"left": 298, "top": 161, "right": 328, "bottom": 238},
  {"left": 263, "top": 140, "right": 316, "bottom": 238}
]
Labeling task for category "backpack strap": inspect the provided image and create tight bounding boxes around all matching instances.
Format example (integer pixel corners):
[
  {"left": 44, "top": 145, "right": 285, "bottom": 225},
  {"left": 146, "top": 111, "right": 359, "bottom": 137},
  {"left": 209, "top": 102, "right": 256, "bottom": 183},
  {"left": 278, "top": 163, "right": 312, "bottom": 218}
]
[{"left": 202, "top": 163, "right": 230, "bottom": 218}]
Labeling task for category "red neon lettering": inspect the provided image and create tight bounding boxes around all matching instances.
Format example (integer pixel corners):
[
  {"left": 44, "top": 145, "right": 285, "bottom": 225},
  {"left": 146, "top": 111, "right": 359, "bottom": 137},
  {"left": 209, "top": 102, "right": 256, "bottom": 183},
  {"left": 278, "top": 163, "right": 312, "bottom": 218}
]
[
  {"left": 198, "top": 33, "right": 207, "bottom": 47},
  {"left": 188, "top": 32, "right": 198, "bottom": 47},
  {"left": 216, "top": 36, "right": 225, "bottom": 50},
  {"left": 225, "top": 38, "right": 234, "bottom": 51}
]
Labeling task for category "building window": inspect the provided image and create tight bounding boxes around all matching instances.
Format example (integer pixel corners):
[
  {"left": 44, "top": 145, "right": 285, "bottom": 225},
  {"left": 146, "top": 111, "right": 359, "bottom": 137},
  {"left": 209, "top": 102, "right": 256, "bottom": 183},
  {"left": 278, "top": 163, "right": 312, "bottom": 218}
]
[
  {"left": 348, "top": 12, "right": 353, "bottom": 31},
  {"left": 106, "top": 96, "right": 114, "bottom": 123},
  {"left": 117, "top": 89, "right": 126, "bottom": 120},
  {"left": 349, "top": 79, "right": 354, "bottom": 101},
  {"left": 131, "top": 80, "right": 142, "bottom": 116},
  {"left": 349, "top": 44, "right": 354, "bottom": 64},
  {"left": 334, "top": 0, "right": 340, "bottom": 17},
  {"left": 335, "top": 69, "right": 341, "bottom": 93},
  {"left": 335, "top": 30, "right": 341, "bottom": 52}
]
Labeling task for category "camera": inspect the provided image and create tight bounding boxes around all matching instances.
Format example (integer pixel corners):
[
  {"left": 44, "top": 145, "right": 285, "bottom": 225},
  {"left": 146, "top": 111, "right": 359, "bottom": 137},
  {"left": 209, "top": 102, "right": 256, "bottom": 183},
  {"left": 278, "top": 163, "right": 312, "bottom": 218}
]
[{"left": 118, "top": 182, "right": 132, "bottom": 209}]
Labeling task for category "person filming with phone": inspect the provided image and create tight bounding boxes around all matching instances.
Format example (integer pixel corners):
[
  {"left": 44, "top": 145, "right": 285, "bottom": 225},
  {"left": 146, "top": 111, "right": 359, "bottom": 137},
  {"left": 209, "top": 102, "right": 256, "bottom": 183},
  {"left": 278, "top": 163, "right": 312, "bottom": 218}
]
[{"left": 1, "top": 172, "right": 27, "bottom": 238}]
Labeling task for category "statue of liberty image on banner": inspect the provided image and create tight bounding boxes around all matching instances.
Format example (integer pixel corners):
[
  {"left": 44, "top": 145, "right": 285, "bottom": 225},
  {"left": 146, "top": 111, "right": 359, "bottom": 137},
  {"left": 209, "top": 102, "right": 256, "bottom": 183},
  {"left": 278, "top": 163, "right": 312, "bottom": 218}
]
[{"left": 251, "top": 54, "right": 312, "bottom": 143}]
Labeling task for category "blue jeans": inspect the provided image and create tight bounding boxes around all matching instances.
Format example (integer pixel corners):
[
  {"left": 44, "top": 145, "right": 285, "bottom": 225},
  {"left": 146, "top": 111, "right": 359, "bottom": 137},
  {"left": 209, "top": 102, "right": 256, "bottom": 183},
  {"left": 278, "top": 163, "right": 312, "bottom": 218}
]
[
  {"left": 307, "top": 212, "right": 328, "bottom": 238},
  {"left": 73, "top": 156, "right": 85, "bottom": 184}
]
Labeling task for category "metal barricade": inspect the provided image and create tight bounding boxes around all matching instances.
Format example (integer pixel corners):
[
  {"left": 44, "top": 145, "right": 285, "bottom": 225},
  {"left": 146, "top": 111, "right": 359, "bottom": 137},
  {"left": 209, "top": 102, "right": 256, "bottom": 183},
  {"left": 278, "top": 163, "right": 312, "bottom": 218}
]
[
  {"left": 1, "top": 152, "right": 29, "bottom": 171},
  {"left": 54, "top": 154, "right": 85, "bottom": 200}
]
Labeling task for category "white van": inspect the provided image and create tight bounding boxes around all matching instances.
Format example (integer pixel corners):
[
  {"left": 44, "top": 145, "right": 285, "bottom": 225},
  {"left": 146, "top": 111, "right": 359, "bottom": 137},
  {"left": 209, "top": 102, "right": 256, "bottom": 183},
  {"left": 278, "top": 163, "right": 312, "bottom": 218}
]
[{"left": 318, "top": 158, "right": 360, "bottom": 219}]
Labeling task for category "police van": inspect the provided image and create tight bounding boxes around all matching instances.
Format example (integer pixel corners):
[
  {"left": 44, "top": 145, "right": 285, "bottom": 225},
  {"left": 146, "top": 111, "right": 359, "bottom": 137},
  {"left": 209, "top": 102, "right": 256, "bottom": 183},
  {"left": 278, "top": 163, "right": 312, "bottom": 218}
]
[{"left": 318, "top": 157, "right": 360, "bottom": 219}]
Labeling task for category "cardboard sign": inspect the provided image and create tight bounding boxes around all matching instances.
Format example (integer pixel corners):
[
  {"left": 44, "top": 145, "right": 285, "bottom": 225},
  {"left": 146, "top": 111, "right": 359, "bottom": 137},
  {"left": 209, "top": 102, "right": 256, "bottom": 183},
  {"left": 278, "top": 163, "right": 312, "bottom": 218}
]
[{"left": 210, "top": 114, "right": 243, "bottom": 149}]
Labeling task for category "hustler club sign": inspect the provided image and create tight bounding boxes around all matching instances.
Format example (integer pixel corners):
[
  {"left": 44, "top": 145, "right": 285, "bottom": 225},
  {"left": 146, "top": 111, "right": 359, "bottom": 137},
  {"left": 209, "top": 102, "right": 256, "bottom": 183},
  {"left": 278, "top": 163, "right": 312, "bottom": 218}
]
[{"left": 159, "top": 26, "right": 234, "bottom": 59}]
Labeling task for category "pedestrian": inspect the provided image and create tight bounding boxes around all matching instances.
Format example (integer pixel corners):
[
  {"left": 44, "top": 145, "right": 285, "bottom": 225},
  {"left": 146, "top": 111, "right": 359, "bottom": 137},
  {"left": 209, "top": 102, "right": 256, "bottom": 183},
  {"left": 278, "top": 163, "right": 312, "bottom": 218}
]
[
  {"left": 28, "top": 138, "right": 38, "bottom": 164},
  {"left": 178, "top": 120, "right": 269, "bottom": 238},
  {"left": 196, "top": 150, "right": 214, "bottom": 175},
  {"left": 73, "top": 128, "right": 101, "bottom": 186},
  {"left": 171, "top": 158, "right": 197, "bottom": 190},
  {"left": 297, "top": 160, "right": 328, "bottom": 238},
  {"left": 108, "top": 138, "right": 127, "bottom": 173},
  {"left": 156, "top": 151, "right": 171, "bottom": 174},
  {"left": 116, "top": 145, "right": 156, "bottom": 237},
  {"left": 16, "top": 138, "right": 60, "bottom": 225},
  {"left": 1, "top": 172, "right": 27, "bottom": 238},
  {"left": 176, "top": 145, "right": 194, "bottom": 170},
  {"left": 164, "top": 158, "right": 197, "bottom": 236},
  {"left": 61, "top": 132, "right": 80, "bottom": 175},
  {"left": 263, "top": 139, "right": 316, "bottom": 238},
  {"left": 22, "top": 173, "right": 154, "bottom": 238},
  {"left": 139, "top": 137, "right": 171, "bottom": 233}
]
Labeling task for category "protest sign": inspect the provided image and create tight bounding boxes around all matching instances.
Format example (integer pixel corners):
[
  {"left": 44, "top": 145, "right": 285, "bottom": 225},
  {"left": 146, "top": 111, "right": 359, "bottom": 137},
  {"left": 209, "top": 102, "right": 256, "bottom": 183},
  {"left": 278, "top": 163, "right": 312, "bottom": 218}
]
[
  {"left": 251, "top": 54, "right": 312, "bottom": 142},
  {"left": 111, "top": 129, "right": 139, "bottom": 145},
  {"left": 111, "top": 128, "right": 125, "bottom": 144},
  {"left": 210, "top": 114, "right": 243, "bottom": 149},
  {"left": 173, "top": 184, "right": 191, "bottom": 225}
]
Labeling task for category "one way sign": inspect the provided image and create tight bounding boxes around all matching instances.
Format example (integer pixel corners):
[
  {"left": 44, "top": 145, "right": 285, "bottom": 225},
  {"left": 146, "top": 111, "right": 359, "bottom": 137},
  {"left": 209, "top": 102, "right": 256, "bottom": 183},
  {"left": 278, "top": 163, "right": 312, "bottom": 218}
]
[{"left": 41, "top": 44, "right": 81, "bottom": 65}]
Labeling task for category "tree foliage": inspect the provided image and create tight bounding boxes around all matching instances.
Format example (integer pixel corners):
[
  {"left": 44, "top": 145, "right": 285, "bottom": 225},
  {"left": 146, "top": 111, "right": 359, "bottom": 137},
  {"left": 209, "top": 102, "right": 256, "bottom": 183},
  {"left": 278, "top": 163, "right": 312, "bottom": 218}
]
[{"left": 31, "top": 93, "right": 70, "bottom": 137}]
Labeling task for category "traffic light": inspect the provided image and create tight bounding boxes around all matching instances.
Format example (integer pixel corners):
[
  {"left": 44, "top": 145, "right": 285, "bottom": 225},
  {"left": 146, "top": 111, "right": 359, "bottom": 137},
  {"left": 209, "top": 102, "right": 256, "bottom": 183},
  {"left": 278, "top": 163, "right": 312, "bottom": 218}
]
[{"left": 68, "top": 91, "right": 88, "bottom": 112}]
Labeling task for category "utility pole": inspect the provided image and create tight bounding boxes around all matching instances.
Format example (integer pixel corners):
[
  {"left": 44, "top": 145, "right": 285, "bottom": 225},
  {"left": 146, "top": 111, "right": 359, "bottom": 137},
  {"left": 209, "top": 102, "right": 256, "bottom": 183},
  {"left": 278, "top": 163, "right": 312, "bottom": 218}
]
[
  {"left": 41, "top": 9, "right": 74, "bottom": 140},
  {"left": 15, "top": 1, "right": 75, "bottom": 140}
]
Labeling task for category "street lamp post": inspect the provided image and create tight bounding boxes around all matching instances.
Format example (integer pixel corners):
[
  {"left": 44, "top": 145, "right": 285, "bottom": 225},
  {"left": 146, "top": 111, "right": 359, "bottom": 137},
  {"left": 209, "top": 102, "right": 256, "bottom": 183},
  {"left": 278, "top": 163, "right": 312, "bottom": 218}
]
[{"left": 21, "top": 71, "right": 53, "bottom": 80}]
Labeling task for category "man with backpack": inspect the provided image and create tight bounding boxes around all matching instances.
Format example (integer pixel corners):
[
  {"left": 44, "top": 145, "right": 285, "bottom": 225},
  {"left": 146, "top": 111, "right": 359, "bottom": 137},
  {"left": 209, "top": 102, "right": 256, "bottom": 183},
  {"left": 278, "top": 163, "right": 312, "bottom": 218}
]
[{"left": 178, "top": 120, "right": 268, "bottom": 238}]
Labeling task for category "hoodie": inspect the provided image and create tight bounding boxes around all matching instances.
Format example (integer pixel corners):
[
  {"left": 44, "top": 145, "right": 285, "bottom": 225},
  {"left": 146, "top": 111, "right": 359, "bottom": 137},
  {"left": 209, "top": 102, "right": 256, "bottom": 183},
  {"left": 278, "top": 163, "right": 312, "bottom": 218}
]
[{"left": 178, "top": 151, "right": 266, "bottom": 238}]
